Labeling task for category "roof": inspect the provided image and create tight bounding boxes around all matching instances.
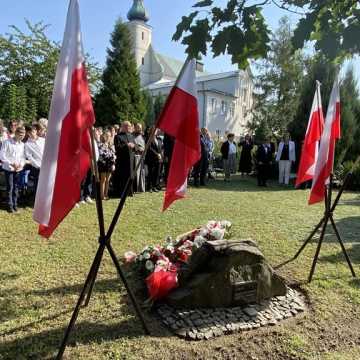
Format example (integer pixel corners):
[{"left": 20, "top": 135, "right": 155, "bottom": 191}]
[
  {"left": 145, "top": 70, "right": 245, "bottom": 91},
  {"left": 127, "top": 0, "right": 149, "bottom": 22},
  {"left": 155, "top": 53, "right": 210, "bottom": 79}
]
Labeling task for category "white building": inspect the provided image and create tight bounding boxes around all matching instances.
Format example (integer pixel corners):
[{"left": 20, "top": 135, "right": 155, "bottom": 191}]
[{"left": 126, "top": 0, "right": 254, "bottom": 137}]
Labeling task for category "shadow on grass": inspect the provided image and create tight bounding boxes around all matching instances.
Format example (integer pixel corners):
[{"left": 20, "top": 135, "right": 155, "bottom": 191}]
[
  {"left": 0, "top": 316, "right": 163, "bottom": 360},
  {"left": 338, "top": 196, "right": 360, "bottom": 207},
  {"left": 28, "top": 277, "right": 124, "bottom": 298},
  {"left": 306, "top": 216, "right": 360, "bottom": 245},
  {"left": 349, "top": 278, "right": 360, "bottom": 289},
  {"left": 192, "top": 176, "right": 297, "bottom": 193},
  {"left": 318, "top": 243, "right": 360, "bottom": 265}
]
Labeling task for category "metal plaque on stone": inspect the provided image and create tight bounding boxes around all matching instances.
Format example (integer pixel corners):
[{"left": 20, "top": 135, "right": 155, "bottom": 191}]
[{"left": 232, "top": 280, "right": 257, "bottom": 304}]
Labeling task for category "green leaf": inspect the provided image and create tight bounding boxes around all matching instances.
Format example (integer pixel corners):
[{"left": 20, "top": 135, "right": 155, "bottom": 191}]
[
  {"left": 193, "top": 0, "right": 213, "bottom": 7},
  {"left": 172, "top": 11, "right": 199, "bottom": 41},
  {"left": 182, "top": 18, "right": 212, "bottom": 57}
]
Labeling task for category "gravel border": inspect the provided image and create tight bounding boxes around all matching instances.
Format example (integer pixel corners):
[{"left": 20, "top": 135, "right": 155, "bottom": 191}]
[{"left": 156, "top": 287, "right": 306, "bottom": 340}]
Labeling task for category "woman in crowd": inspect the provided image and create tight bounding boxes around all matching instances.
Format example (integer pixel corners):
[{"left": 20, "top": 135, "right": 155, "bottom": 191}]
[
  {"left": 98, "top": 130, "right": 116, "bottom": 200},
  {"left": 276, "top": 133, "right": 296, "bottom": 185},
  {"left": 8, "top": 120, "right": 18, "bottom": 138},
  {"left": 238, "top": 134, "right": 253, "bottom": 175}
]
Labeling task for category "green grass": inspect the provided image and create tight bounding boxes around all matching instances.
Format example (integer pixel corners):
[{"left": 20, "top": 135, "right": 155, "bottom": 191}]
[{"left": 1, "top": 176, "right": 360, "bottom": 359}]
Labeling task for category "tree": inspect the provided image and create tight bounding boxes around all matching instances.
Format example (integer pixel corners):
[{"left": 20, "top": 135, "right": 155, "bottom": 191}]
[
  {"left": 153, "top": 93, "right": 166, "bottom": 121},
  {"left": 142, "top": 90, "right": 155, "bottom": 127},
  {"left": 174, "top": 1, "right": 360, "bottom": 67},
  {"left": 249, "top": 17, "right": 305, "bottom": 137},
  {"left": 0, "top": 20, "right": 101, "bottom": 121},
  {"left": 288, "top": 57, "right": 360, "bottom": 169},
  {"left": 337, "top": 67, "right": 360, "bottom": 164},
  {"left": 288, "top": 55, "right": 337, "bottom": 142},
  {"left": 95, "top": 19, "right": 145, "bottom": 126}
]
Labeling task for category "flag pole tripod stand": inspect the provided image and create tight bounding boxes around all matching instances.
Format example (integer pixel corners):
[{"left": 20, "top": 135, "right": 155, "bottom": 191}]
[
  {"left": 275, "top": 172, "right": 356, "bottom": 283},
  {"left": 56, "top": 128, "right": 156, "bottom": 359}
]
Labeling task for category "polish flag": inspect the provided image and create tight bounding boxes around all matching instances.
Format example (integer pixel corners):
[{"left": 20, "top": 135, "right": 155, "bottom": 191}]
[
  {"left": 33, "top": 0, "right": 95, "bottom": 237},
  {"left": 157, "top": 59, "right": 201, "bottom": 210},
  {"left": 309, "top": 75, "right": 341, "bottom": 205},
  {"left": 296, "top": 81, "right": 324, "bottom": 187}
]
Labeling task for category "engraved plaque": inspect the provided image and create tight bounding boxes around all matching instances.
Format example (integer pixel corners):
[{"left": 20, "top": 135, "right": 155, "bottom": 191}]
[{"left": 232, "top": 280, "right": 257, "bottom": 304}]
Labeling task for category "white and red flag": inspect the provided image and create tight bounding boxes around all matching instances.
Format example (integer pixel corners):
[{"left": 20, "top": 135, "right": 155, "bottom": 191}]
[
  {"left": 309, "top": 75, "right": 341, "bottom": 205},
  {"left": 296, "top": 81, "right": 324, "bottom": 187},
  {"left": 33, "top": 0, "right": 95, "bottom": 237},
  {"left": 157, "top": 59, "right": 201, "bottom": 211}
]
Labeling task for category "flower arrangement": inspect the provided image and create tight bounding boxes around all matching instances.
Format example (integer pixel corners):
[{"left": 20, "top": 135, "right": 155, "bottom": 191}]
[{"left": 124, "top": 220, "right": 232, "bottom": 300}]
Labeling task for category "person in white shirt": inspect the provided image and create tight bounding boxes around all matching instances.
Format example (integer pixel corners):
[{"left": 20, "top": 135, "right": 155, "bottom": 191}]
[
  {"left": 0, "top": 126, "right": 26, "bottom": 212},
  {"left": 25, "top": 123, "right": 45, "bottom": 193},
  {"left": 276, "top": 133, "right": 296, "bottom": 185}
]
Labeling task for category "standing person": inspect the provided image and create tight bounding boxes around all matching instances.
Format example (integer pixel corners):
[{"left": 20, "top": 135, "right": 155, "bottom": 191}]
[
  {"left": 276, "top": 133, "right": 296, "bottom": 185},
  {"left": 238, "top": 134, "right": 254, "bottom": 175},
  {"left": 0, "top": 120, "right": 9, "bottom": 151},
  {"left": 202, "top": 128, "right": 215, "bottom": 180},
  {"left": 8, "top": 120, "right": 18, "bottom": 138},
  {"left": 145, "top": 127, "right": 163, "bottom": 192},
  {"left": 98, "top": 130, "right": 116, "bottom": 200},
  {"left": 221, "top": 133, "right": 237, "bottom": 182},
  {"left": 133, "top": 123, "right": 146, "bottom": 193},
  {"left": 24, "top": 123, "right": 45, "bottom": 195},
  {"left": 0, "top": 126, "right": 26, "bottom": 212},
  {"left": 163, "top": 133, "right": 174, "bottom": 185},
  {"left": 113, "top": 121, "right": 135, "bottom": 197},
  {"left": 256, "top": 136, "right": 274, "bottom": 187},
  {"left": 0, "top": 120, "right": 8, "bottom": 140},
  {"left": 37, "top": 118, "right": 48, "bottom": 137},
  {"left": 193, "top": 128, "right": 210, "bottom": 186}
]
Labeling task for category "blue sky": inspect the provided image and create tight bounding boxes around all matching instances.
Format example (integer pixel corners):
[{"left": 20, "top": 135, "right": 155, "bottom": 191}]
[{"left": 0, "top": 0, "right": 359, "bottom": 81}]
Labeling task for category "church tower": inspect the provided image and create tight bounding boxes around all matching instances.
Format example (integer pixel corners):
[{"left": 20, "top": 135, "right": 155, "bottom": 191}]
[{"left": 127, "top": 0, "right": 157, "bottom": 86}]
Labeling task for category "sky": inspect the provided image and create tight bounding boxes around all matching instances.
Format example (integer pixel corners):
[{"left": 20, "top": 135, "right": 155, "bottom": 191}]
[{"left": 0, "top": 0, "right": 359, "bottom": 81}]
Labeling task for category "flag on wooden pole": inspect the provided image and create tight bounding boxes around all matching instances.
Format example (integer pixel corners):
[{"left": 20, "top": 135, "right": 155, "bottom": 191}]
[
  {"left": 296, "top": 81, "right": 324, "bottom": 187},
  {"left": 157, "top": 59, "right": 201, "bottom": 210},
  {"left": 309, "top": 75, "right": 341, "bottom": 205},
  {"left": 33, "top": 0, "right": 95, "bottom": 237}
]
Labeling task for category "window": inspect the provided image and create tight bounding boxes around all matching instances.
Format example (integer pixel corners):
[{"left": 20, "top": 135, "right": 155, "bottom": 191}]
[
  {"left": 229, "top": 102, "right": 235, "bottom": 117},
  {"left": 141, "top": 57, "right": 145, "bottom": 65},
  {"left": 243, "top": 89, "right": 248, "bottom": 102},
  {"left": 211, "top": 98, "right": 217, "bottom": 113},
  {"left": 142, "top": 32, "right": 144, "bottom": 40},
  {"left": 221, "top": 100, "right": 227, "bottom": 115}
]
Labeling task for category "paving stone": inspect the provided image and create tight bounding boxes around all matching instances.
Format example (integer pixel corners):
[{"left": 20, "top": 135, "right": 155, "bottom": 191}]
[
  {"left": 244, "top": 307, "right": 258, "bottom": 317},
  {"left": 157, "top": 286, "right": 307, "bottom": 340}
]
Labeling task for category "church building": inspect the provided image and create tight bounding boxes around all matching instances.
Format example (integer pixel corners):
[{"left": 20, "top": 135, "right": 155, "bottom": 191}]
[{"left": 126, "top": 0, "right": 254, "bottom": 137}]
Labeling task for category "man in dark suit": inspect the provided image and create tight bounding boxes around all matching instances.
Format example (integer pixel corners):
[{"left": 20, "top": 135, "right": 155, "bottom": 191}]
[
  {"left": 193, "top": 130, "right": 209, "bottom": 186},
  {"left": 163, "top": 133, "right": 174, "bottom": 185},
  {"left": 145, "top": 128, "right": 163, "bottom": 192},
  {"left": 256, "top": 136, "right": 274, "bottom": 187},
  {"left": 113, "top": 121, "right": 135, "bottom": 197}
]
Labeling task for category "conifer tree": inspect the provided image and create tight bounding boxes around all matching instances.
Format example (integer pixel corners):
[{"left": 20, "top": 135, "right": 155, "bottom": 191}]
[
  {"left": 95, "top": 19, "right": 145, "bottom": 126},
  {"left": 142, "top": 90, "right": 155, "bottom": 127}
]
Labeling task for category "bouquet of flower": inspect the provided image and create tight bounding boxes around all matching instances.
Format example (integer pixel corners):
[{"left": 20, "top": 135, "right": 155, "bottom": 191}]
[{"left": 124, "top": 220, "right": 232, "bottom": 300}]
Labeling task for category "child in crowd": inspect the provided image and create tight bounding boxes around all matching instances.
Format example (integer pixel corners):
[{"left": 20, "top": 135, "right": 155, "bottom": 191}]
[{"left": 0, "top": 126, "right": 26, "bottom": 212}]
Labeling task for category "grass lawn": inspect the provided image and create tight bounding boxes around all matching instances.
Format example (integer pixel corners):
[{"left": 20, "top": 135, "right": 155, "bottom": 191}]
[{"left": 1, "top": 176, "right": 360, "bottom": 360}]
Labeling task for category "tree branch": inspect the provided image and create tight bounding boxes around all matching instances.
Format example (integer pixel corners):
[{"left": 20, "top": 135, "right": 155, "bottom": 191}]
[{"left": 271, "top": 0, "right": 306, "bottom": 15}]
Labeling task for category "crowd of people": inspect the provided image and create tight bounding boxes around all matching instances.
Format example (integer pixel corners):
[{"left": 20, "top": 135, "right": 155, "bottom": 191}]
[{"left": 0, "top": 116, "right": 297, "bottom": 214}]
